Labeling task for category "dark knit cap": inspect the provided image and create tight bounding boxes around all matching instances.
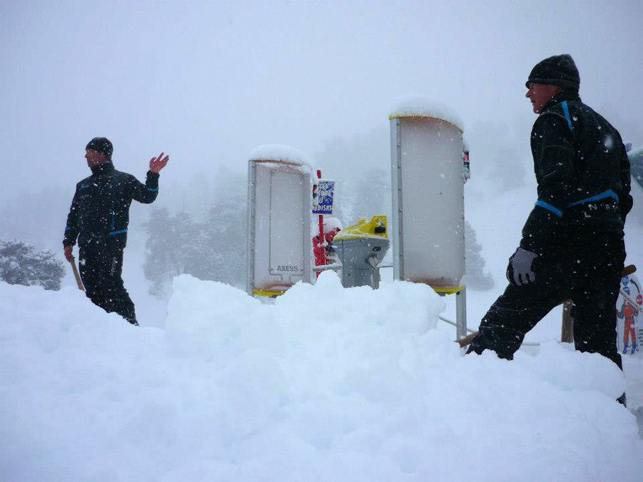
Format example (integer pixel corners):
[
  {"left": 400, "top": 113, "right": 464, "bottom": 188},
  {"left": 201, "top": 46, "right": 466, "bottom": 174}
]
[
  {"left": 526, "top": 54, "right": 580, "bottom": 90},
  {"left": 86, "top": 137, "right": 113, "bottom": 159}
]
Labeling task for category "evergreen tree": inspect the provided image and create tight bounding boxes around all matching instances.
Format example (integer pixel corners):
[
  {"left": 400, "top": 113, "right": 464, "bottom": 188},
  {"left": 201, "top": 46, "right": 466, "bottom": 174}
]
[
  {"left": 202, "top": 196, "right": 247, "bottom": 288},
  {"left": 143, "top": 198, "right": 247, "bottom": 298},
  {"left": 0, "top": 240, "right": 65, "bottom": 291},
  {"left": 144, "top": 208, "right": 200, "bottom": 298},
  {"left": 314, "top": 127, "right": 389, "bottom": 227},
  {"left": 629, "top": 145, "right": 643, "bottom": 190},
  {"left": 350, "top": 167, "right": 390, "bottom": 221},
  {"left": 464, "top": 221, "right": 494, "bottom": 290}
]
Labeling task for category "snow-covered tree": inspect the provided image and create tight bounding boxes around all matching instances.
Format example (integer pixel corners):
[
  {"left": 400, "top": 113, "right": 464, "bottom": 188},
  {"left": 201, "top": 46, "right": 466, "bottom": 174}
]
[
  {"left": 350, "top": 167, "right": 390, "bottom": 222},
  {"left": 628, "top": 145, "right": 643, "bottom": 190},
  {"left": 0, "top": 240, "right": 65, "bottom": 291},
  {"left": 143, "top": 198, "right": 247, "bottom": 298},
  {"left": 202, "top": 196, "right": 247, "bottom": 288},
  {"left": 0, "top": 185, "right": 73, "bottom": 251},
  {"left": 464, "top": 221, "right": 494, "bottom": 290},
  {"left": 144, "top": 208, "right": 201, "bottom": 298},
  {"left": 314, "top": 126, "right": 390, "bottom": 227}
]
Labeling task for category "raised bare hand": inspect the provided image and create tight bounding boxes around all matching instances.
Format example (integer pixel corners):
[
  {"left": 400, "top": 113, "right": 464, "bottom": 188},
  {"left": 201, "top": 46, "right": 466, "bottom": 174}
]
[{"left": 150, "top": 152, "right": 170, "bottom": 173}]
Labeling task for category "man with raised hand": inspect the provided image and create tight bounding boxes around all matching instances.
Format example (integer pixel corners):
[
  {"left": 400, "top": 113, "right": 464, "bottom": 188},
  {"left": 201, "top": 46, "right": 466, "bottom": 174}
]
[
  {"left": 467, "top": 55, "right": 632, "bottom": 403},
  {"left": 63, "top": 137, "right": 169, "bottom": 326}
]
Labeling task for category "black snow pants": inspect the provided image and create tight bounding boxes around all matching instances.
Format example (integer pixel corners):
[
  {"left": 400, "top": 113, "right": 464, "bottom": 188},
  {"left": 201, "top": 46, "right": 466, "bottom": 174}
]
[
  {"left": 468, "top": 234, "right": 625, "bottom": 369},
  {"left": 78, "top": 236, "right": 138, "bottom": 325}
]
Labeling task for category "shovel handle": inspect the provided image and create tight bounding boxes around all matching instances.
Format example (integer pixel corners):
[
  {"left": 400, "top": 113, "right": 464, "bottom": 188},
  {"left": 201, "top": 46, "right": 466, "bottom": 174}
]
[
  {"left": 456, "top": 331, "right": 478, "bottom": 348},
  {"left": 69, "top": 256, "right": 85, "bottom": 291},
  {"left": 623, "top": 264, "right": 636, "bottom": 277}
]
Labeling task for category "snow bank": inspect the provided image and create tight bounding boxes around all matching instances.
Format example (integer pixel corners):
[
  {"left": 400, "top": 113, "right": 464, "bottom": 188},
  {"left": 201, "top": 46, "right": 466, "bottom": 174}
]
[
  {"left": 1, "top": 275, "right": 641, "bottom": 481},
  {"left": 389, "top": 95, "right": 464, "bottom": 131},
  {"left": 248, "top": 144, "right": 313, "bottom": 169}
]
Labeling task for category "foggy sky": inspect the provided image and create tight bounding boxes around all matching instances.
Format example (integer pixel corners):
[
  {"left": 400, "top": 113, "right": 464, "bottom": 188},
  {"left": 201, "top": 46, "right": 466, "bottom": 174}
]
[{"left": 2, "top": 0, "right": 642, "bottom": 200}]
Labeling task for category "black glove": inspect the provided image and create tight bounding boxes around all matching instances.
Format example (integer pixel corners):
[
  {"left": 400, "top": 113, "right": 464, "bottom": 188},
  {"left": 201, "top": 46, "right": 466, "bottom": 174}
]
[{"left": 506, "top": 248, "right": 538, "bottom": 286}]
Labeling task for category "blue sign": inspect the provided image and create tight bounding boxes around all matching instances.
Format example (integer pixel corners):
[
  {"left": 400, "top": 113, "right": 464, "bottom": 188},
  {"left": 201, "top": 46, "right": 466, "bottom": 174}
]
[{"left": 313, "top": 180, "right": 334, "bottom": 214}]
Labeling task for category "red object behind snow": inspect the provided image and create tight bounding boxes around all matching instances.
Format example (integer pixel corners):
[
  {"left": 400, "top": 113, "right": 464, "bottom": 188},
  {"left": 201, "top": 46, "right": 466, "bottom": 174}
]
[{"left": 313, "top": 228, "right": 341, "bottom": 267}]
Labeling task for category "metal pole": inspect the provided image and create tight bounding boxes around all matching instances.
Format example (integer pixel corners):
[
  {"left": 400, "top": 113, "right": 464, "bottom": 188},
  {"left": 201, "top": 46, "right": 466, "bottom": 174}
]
[
  {"left": 373, "top": 266, "right": 381, "bottom": 290},
  {"left": 366, "top": 255, "right": 381, "bottom": 289},
  {"left": 456, "top": 287, "right": 467, "bottom": 341}
]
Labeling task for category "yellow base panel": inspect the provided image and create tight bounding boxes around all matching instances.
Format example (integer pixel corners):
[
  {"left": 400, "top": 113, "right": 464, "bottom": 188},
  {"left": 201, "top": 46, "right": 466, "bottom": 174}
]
[
  {"left": 253, "top": 286, "right": 464, "bottom": 296},
  {"left": 432, "top": 286, "right": 466, "bottom": 295},
  {"left": 253, "top": 289, "right": 286, "bottom": 298}
]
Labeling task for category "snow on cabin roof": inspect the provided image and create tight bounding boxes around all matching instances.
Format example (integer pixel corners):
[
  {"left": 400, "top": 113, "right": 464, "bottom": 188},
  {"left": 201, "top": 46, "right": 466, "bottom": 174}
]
[
  {"left": 389, "top": 95, "right": 464, "bottom": 132},
  {"left": 249, "top": 144, "right": 313, "bottom": 169}
]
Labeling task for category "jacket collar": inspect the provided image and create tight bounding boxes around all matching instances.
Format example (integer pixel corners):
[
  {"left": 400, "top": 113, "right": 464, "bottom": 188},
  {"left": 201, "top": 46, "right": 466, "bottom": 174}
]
[
  {"left": 90, "top": 162, "right": 115, "bottom": 176},
  {"left": 542, "top": 90, "right": 581, "bottom": 112}
]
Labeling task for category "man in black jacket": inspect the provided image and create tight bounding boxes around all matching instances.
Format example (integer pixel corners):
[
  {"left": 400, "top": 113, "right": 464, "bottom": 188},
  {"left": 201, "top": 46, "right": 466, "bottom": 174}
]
[
  {"left": 63, "top": 137, "right": 169, "bottom": 325},
  {"left": 468, "top": 55, "right": 632, "bottom": 378}
]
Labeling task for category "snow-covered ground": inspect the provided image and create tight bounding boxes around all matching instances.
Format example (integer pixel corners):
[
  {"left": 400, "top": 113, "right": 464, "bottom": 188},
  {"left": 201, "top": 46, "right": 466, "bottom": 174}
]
[
  {"left": 4, "top": 168, "right": 643, "bottom": 481},
  {"left": 2, "top": 270, "right": 642, "bottom": 481}
]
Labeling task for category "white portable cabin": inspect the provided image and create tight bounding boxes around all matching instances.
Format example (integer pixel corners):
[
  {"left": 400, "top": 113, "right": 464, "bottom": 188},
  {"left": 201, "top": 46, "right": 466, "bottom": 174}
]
[
  {"left": 390, "top": 97, "right": 467, "bottom": 338},
  {"left": 246, "top": 145, "right": 313, "bottom": 297}
]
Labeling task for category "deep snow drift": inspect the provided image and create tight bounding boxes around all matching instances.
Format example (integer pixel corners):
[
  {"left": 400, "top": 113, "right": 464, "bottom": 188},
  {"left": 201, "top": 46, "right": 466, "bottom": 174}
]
[{"left": 2, "top": 272, "right": 641, "bottom": 481}]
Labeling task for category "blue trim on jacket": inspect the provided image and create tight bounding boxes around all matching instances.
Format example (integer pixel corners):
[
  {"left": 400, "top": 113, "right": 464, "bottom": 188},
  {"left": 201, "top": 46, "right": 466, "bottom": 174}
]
[
  {"left": 535, "top": 201, "right": 563, "bottom": 218},
  {"left": 561, "top": 101, "right": 573, "bottom": 131},
  {"left": 568, "top": 189, "right": 619, "bottom": 207},
  {"left": 536, "top": 189, "right": 620, "bottom": 218}
]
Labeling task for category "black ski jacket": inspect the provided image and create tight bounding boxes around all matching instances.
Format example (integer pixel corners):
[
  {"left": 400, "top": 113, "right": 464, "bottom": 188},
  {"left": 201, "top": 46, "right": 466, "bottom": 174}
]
[
  {"left": 520, "top": 91, "right": 632, "bottom": 255},
  {"left": 63, "top": 163, "right": 160, "bottom": 248}
]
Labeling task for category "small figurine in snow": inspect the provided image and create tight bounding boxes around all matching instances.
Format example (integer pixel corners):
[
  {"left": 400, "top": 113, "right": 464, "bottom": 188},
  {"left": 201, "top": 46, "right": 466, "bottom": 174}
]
[
  {"left": 618, "top": 295, "right": 638, "bottom": 355},
  {"left": 617, "top": 276, "right": 641, "bottom": 355}
]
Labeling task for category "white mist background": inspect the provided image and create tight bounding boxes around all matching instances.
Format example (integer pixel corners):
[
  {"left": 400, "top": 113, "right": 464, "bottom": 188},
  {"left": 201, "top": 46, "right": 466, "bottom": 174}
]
[{"left": 2, "top": 1, "right": 641, "bottom": 197}]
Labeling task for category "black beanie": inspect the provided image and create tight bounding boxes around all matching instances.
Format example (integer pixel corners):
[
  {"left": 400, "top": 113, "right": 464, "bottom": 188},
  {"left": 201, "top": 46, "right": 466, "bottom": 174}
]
[
  {"left": 526, "top": 54, "right": 580, "bottom": 90},
  {"left": 86, "top": 137, "right": 113, "bottom": 159}
]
